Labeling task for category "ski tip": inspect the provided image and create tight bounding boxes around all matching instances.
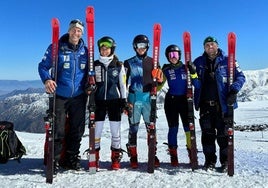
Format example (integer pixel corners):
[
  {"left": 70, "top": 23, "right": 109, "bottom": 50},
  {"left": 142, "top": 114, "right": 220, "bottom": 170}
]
[
  {"left": 183, "top": 31, "right": 191, "bottom": 36},
  {"left": 86, "top": 6, "right": 94, "bottom": 13},
  {"left": 228, "top": 32, "right": 236, "bottom": 39},
  {"left": 153, "top": 23, "right": 161, "bottom": 30},
  {"left": 51, "top": 18, "right": 60, "bottom": 27},
  {"left": 86, "top": 6, "right": 94, "bottom": 22}
]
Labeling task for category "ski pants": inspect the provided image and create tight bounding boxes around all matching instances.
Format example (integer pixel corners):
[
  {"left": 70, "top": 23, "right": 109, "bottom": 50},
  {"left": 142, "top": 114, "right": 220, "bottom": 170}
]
[
  {"left": 127, "top": 92, "right": 152, "bottom": 146},
  {"left": 54, "top": 94, "right": 87, "bottom": 160},
  {"left": 94, "top": 99, "right": 122, "bottom": 150},
  {"left": 199, "top": 104, "right": 228, "bottom": 164},
  {"left": 164, "top": 94, "right": 190, "bottom": 148}
]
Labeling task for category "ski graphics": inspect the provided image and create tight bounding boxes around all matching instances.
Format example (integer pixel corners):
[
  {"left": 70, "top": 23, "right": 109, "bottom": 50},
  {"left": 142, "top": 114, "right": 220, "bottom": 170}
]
[
  {"left": 147, "top": 23, "right": 161, "bottom": 173},
  {"left": 85, "top": 6, "right": 97, "bottom": 174},
  {"left": 44, "top": 18, "right": 59, "bottom": 184},
  {"left": 227, "top": 32, "right": 236, "bottom": 177},
  {"left": 183, "top": 31, "right": 198, "bottom": 170}
]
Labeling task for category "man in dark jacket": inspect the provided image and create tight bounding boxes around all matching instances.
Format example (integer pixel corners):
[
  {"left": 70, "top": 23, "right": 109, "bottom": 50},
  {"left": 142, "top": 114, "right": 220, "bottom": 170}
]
[
  {"left": 38, "top": 19, "right": 88, "bottom": 172},
  {"left": 192, "top": 36, "right": 245, "bottom": 171}
]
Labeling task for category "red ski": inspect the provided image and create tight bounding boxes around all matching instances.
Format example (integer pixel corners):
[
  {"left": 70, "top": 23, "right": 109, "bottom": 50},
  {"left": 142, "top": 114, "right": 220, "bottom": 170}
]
[
  {"left": 148, "top": 23, "right": 161, "bottom": 173},
  {"left": 183, "top": 31, "right": 198, "bottom": 170},
  {"left": 85, "top": 6, "right": 97, "bottom": 174},
  {"left": 227, "top": 32, "right": 236, "bottom": 176},
  {"left": 44, "top": 18, "right": 59, "bottom": 184}
]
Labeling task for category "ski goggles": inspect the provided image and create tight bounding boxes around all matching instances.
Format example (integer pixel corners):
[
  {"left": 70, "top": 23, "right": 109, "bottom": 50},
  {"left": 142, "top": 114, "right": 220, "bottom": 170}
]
[
  {"left": 70, "top": 19, "right": 84, "bottom": 27},
  {"left": 136, "top": 43, "right": 148, "bottom": 49},
  {"left": 99, "top": 41, "right": 113, "bottom": 48},
  {"left": 168, "top": 51, "right": 179, "bottom": 59}
]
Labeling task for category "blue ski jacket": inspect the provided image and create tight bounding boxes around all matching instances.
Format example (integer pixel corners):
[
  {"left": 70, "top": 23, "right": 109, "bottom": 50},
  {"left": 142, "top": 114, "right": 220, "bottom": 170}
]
[
  {"left": 38, "top": 34, "right": 88, "bottom": 98},
  {"left": 192, "top": 48, "right": 246, "bottom": 113},
  {"left": 161, "top": 61, "right": 187, "bottom": 96}
]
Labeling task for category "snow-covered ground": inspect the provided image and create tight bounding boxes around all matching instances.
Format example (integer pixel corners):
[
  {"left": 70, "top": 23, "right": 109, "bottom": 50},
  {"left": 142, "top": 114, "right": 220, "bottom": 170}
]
[{"left": 1, "top": 101, "right": 267, "bottom": 188}]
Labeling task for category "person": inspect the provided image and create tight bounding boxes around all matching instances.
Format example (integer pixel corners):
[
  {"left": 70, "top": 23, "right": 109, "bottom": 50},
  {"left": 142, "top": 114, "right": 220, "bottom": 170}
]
[
  {"left": 159, "top": 44, "right": 198, "bottom": 167},
  {"left": 38, "top": 19, "right": 88, "bottom": 172},
  {"left": 191, "top": 36, "right": 245, "bottom": 171},
  {"left": 124, "top": 34, "right": 163, "bottom": 169},
  {"left": 92, "top": 36, "right": 127, "bottom": 170}
]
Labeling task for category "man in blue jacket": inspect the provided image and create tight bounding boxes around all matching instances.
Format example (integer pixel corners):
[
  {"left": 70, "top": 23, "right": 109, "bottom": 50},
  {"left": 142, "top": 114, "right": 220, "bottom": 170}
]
[
  {"left": 38, "top": 19, "right": 88, "bottom": 172},
  {"left": 191, "top": 36, "right": 245, "bottom": 171}
]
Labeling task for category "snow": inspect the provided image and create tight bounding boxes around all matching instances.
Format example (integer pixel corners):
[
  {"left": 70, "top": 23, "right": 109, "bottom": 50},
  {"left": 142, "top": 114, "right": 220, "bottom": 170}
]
[{"left": 1, "top": 101, "right": 268, "bottom": 188}]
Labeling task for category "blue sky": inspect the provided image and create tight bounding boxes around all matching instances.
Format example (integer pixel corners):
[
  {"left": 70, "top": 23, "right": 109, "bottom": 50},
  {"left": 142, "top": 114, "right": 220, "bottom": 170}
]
[{"left": 1, "top": 0, "right": 267, "bottom": 80}]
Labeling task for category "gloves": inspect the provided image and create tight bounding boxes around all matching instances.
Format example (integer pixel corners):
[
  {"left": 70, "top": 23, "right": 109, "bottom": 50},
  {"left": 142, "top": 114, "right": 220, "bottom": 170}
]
[
  {"left": 227, "top": 90, "right": 238, "bottom": 105},
  {"left": 120, "top": 99, "right": 133, "bottom": 117},
  {"left": 187, "top": 61, "right": 196, "bottom": 75},
  {"left": 151, "top": 68, "right": 163, "bottom": 83}
]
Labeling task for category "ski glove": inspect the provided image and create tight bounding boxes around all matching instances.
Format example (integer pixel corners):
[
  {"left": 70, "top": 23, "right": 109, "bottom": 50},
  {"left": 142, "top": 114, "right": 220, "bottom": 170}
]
[
  {"left": 187, "top": 61, "right": 196, "bottom": 75},
  {"left": 151, "top": 68, "right": 163, "bottom": 83},
  {"left": 227, "top": 90, "right": 238, "bottom": 105},
  {"left": 121, "top": 99, "right": 133, "bottom": 117}
]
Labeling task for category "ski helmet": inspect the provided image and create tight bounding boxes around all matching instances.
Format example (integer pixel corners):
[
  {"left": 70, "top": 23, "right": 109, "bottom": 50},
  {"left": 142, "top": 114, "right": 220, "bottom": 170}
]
[
  {"left": 97, "top": 36, "right": 116, "bottom": 55},
  {"left": 165, "top": 44, "right": 181, "bottom": 60},
  {"left": 132, "top": 34, "right": 150, "bottom": 50}
]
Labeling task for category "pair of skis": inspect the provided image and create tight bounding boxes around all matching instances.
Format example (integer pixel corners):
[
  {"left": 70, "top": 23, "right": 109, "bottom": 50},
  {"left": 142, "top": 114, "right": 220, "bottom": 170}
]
[
  {"left": 148, "top": 23, "right": 161, "bottom": 173},
  {"left": 183, "top": 32, "right": 199, "bottom": 171},
  {"left": 44, "top": 18, "right": 59, "bottom": 184},
  {"left": 183, "top": 32, "right": 236, "bottom": 176}
]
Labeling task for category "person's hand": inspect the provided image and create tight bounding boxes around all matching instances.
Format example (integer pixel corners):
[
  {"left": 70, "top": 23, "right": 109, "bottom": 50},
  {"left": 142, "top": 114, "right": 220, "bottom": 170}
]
[
  {"left": 45, "top": 79, "right": 57, "bottom": 93},
  {"left": 152, "top": 68, "right": 163, "bottom": 82},
  {"left": 227, "top": 90, "right": 238, "bottom": 105},
  {"left": 121, "top": 99, "right": 133, "bottom": 117},
  {"left": 187, "top": 61, "right": 196, "bottom": 75}
]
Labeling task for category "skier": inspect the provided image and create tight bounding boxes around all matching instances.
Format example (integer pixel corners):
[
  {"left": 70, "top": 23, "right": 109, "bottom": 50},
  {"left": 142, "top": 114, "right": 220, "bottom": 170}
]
[
  {"left": 91, "top": 36, "right": 127, "bottom": 170},
  {"left": 38, "top": 19, "right": 88, "bottom": 172},
  {"left": 124, "top": 34, "right": 163, "bottom": 169},
  {"left": 159, "top": 44, "right": 198, "bottom": 167},
  {"left": 191, "top": 36, "right": 245, "bottom": 171}
]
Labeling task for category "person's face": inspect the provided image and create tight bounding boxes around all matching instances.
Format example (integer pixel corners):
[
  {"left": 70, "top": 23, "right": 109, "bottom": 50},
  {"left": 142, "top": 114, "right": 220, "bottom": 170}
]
[
  {"left": 136, "top": 47, "right": 147, "bottom": 56},
  {"left": 135, "top": 42, "right": 148, "bottom": 56},
  {"left": 168, "top": 51, "right": 180, "bottom": 64},
  {"left": 100, "top": 46, "right": 111, "bottom": 57},
  {"left": 204, "top": 42, "right": 218, "bottom": 59},
  {"left": 68, "top": 27, "right": 83, "bottom": 45}
]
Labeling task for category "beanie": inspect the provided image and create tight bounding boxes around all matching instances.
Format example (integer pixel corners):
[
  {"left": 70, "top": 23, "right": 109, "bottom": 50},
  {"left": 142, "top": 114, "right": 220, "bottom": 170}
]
[
  {"left": 68, "top": 19, "right": 84, "bottom": 33},
  {"left": 203, "top": 36, "right": 218, "bottom": 45}
]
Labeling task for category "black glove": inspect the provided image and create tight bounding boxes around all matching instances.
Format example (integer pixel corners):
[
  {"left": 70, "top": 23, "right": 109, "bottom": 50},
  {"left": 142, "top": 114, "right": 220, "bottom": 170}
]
[
  {"left": 187, "top": 61, "right": 196, "bottom": 74},
  {"left": 227, "top": 90, "right": 237, "bottom": 105}
]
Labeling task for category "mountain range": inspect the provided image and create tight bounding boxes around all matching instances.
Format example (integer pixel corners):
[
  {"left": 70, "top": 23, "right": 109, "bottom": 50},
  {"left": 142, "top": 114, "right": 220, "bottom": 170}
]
[{"left": 0, "top": 68, "right": 267, "bottom": 133}]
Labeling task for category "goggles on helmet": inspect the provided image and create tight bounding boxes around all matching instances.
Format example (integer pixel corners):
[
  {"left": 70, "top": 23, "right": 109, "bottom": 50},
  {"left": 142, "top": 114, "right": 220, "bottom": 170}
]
[
  {"left": 136, "top": 43, "right": 148, "bottom": 49},
  {"left": 70, "top": 19, "right": 84, "bottom": 27},
  {"left": 99, "top": 40, "right": 113, "bottom": 48},
  {"left": 168, "top": 51, "right": 179, "bottom": 59}
]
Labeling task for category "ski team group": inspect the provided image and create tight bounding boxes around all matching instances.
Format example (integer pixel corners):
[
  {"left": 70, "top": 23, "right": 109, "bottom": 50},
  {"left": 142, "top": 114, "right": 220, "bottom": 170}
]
[{"left": 38, "top": 19, "right": 245, "bottom": 173}]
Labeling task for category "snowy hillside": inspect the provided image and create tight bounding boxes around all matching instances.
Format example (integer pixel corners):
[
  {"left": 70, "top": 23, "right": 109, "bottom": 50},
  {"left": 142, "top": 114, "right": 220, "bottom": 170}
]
[
  {"left": 239, "top": 68, "right": 268, "bottom": 101},
  {"left": 0, "top": 101, "right": 267, "bottom": 188}
]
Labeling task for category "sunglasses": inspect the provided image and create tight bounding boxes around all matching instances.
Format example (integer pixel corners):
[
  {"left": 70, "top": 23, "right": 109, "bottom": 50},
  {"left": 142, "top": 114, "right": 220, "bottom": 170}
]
[
  {"left": 169, "top": 51, "right": 179, "bottom": 59},
  {"left": 70, "top": 19, "right": 84, "bottom": 27}
]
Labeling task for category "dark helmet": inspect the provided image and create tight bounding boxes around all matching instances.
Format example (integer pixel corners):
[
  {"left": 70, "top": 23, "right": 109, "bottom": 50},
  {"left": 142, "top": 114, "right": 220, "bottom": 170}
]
[
  {"left": 97, "top": 36, "right": 116, "bottom": 55},
  {"left": 132, "top": 34, "right": 150, "bottom": 50},
  {"left": 165, "top": 44, "right": 181, "bottom": 60}
]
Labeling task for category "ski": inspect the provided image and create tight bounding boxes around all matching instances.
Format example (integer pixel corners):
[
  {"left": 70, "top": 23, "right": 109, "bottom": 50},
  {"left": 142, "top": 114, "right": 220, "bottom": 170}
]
[
  {"left": 148, "top": 23, "right": 161, "bottom": 173},
  {"left": 44, "top": 18, "right": 59, "bottom": 184},
  {"left": 227, "top": 32, "right": 236, "bottom": 176},
  {"left": 183, "top": 31, "right": 198, "bottom": 170},
  {"left": 85, "top": 6, "right": 97, "bottom": 174}
]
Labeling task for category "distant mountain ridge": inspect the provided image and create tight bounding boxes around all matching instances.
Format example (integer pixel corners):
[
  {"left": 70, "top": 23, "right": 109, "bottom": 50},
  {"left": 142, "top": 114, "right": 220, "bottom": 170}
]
[
  {"left": 0, "top": 68, "right": 268, "bottom": 133},
  {"left": 0, "top": 80, "right": 43, "bottom": 95}
]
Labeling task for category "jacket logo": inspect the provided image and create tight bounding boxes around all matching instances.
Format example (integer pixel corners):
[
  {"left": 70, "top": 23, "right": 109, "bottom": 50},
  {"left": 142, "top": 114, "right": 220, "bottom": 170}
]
[{"left": 112, "top": 70, "right": 118, "bottom": 77}]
